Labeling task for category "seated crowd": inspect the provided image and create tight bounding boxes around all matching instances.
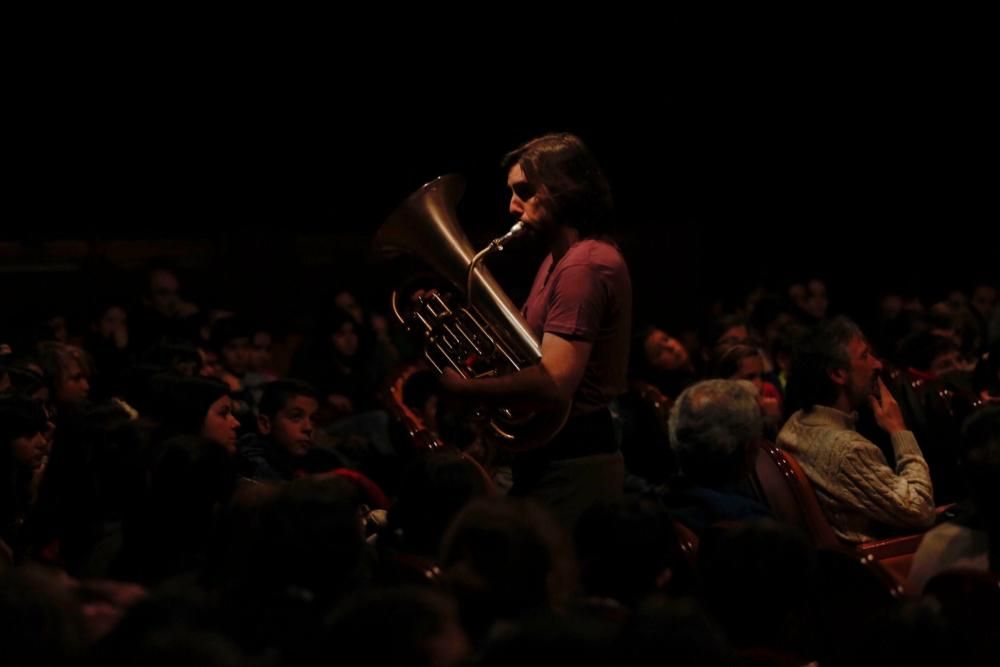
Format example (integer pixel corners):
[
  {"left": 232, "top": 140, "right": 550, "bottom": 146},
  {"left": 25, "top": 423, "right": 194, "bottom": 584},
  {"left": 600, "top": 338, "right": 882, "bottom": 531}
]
[{"left": 1, "top": 262, "right": 997, "bottom": 666}]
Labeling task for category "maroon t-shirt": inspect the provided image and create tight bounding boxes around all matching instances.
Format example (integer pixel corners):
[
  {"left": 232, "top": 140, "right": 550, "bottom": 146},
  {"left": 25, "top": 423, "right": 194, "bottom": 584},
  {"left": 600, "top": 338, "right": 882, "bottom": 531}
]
[{"left": 522, "top": 238, "right": 632, "bottom": 418}]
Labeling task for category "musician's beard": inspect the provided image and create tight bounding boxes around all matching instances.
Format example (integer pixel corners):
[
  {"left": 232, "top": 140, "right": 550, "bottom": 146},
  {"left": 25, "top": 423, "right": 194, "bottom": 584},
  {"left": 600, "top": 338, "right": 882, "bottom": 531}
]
[{"left": 520, "top": 215, "right": 558, "bottom": 248}]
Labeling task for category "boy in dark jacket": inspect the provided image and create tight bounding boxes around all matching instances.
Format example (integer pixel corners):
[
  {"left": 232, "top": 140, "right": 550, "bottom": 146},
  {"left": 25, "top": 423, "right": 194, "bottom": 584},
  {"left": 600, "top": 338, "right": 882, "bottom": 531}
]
[{"left": 237, "top": 380, "right": 347, "bottom": 482}]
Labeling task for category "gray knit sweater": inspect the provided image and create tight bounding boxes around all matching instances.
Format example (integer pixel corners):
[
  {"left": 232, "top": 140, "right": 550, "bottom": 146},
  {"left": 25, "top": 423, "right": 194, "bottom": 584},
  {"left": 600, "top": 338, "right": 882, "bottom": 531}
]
[{"left": 777, "top": 405, "right": 935, "bottom": 543}]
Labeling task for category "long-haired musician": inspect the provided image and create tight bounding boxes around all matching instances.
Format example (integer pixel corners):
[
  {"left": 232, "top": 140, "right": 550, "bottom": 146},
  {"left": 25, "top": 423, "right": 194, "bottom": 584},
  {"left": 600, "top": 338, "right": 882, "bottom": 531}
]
[{"left": 441, "top": 132, "right": 632, "bottom": 530}]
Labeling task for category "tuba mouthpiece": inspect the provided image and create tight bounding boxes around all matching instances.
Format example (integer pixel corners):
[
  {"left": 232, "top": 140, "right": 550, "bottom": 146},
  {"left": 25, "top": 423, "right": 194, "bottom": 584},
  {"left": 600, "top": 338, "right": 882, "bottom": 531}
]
[{"left": 492, "top": 220, "right": 527, "bottom": 250}]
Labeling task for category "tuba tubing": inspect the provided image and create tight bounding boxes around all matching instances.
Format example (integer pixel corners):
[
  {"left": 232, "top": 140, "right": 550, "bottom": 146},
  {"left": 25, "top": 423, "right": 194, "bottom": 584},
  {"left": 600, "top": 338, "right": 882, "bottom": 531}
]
[{"left": 375, "top": 175, "right": 568, "bottom": 451}]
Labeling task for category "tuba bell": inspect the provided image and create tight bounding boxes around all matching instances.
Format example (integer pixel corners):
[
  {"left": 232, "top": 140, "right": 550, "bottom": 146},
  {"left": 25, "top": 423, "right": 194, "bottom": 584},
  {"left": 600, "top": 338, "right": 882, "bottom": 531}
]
[{"left": 374, "top": 174, "right": 569, "bottom": 452}]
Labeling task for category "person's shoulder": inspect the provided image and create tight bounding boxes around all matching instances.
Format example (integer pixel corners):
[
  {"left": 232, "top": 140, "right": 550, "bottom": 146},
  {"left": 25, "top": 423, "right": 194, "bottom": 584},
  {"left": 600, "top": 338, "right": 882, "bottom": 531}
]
[
  {"left": 917, "top": 520, "right": 989, "bottom": 561},
  {"left": 779, "top": 409, "right": 806, "bottom": 428},
  {"left": 557, "top": 239, "right": 627, "bottom": 273},
  {"left": 776, "top": 409, "right": 817, "bottom": 443},
  {"left": 582, "top": 237, "right": 625, "bottom": 258},
  {"left": 781, "top": 410, "right": 873, "bottom": 452},
  {"left": 924, "top": 520, "right": 975, "bottom": 542}
]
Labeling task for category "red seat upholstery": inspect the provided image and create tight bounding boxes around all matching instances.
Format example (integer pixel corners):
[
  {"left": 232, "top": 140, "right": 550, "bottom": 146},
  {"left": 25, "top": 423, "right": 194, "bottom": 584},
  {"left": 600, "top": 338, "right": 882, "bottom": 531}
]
[{"left": 749, "top": 439, "right": 841, "bottom": 550}]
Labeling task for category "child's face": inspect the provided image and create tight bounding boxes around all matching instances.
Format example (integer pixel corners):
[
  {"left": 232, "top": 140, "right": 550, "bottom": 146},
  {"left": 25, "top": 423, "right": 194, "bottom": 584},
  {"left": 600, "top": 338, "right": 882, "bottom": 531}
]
[
  {"left": 11, "top": 431, "right": 49, "bottom": 470},
  {"left": 221, "top": 337, "right": 251, "bottom": 376},
  {"left": 98, "top": 306, "right": 128, "bottom": 339},
  {"left": 334, "top": 291, "right": 363, "bottom": 324},
  {"left": 261, "top": 395, "right": 319, "bottom": 458},
  {"left": 201, "top": 395, "right": 240, "bottom": 454},
  {"left": 57, "top": 359, "right": 90, "bottom": 405},
  {"left": 331, "top": 322, "right": 359, "bottom": 359}
]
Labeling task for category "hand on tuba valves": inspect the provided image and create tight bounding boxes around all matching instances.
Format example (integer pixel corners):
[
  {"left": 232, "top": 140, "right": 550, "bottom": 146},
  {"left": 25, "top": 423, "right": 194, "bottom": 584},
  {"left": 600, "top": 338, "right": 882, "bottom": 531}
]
[
  {"left": 377, "top": 175, "right": 569, "bottom": 452},
  {"left": 390, "top": 288, "right": 568, "bottom": 452}
]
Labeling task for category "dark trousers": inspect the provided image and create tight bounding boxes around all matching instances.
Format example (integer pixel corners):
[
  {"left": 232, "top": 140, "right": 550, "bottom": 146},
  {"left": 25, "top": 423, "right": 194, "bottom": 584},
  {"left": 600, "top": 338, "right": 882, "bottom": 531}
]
[{"left": 510, "top": 408, "right": 625, "bottom": 530}]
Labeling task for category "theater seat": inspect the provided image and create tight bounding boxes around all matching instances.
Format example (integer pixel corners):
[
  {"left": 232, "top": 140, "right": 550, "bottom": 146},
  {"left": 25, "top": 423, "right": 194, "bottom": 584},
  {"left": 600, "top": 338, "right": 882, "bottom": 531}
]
[
  {"left": 748, "top": 439, "right": 841, "bottom": 550},
  {"left": 749, "top": 439, "right": 942, "bottom": 590}
]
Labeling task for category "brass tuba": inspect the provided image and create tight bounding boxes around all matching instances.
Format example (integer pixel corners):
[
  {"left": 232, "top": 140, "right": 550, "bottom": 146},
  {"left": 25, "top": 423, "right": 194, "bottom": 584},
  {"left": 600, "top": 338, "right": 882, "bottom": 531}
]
[{"left": 374, "top": 175, "right": 569, "bottom": 452}]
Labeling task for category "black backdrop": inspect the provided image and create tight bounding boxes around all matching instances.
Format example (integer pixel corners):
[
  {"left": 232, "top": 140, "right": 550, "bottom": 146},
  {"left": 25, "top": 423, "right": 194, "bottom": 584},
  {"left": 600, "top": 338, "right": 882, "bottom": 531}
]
[{"left": 6, "top": 74, "right": 997, "bottom": 332}]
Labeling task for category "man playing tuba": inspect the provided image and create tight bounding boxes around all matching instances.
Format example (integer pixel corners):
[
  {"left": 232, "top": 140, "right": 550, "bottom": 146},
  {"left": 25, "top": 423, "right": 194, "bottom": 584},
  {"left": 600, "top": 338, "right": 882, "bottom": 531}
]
[{"left": 440, "top": 133, "right": 632, "bottom": 530}]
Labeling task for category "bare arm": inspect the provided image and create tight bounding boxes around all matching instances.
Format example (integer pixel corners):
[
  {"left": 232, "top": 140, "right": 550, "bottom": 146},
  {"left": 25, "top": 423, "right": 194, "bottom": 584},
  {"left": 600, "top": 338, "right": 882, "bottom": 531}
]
[{"left": 440, "top": 332, "right": 592, "bottom": 406}]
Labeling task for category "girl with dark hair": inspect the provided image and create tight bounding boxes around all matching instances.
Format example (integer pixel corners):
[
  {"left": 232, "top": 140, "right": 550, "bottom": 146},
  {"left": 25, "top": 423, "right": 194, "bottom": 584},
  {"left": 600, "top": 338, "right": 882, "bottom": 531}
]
[
  {"left": 0, "top": 394, "right": 49, "bottom": 561},
  {"left": 152, "top": 376, "right": 240, "bottom": 454}
]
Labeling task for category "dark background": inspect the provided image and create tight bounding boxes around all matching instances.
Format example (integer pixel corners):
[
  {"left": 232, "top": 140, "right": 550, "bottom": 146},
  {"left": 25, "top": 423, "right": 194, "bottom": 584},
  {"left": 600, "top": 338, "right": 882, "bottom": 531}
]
[{"left": 5, "top": 68, "right": 997, "bottom": 333}]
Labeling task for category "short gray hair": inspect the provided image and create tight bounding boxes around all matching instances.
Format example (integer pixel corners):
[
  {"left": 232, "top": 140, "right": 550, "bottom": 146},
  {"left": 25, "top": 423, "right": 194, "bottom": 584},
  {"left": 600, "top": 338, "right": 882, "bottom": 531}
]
[{"left": 668, "top": 379, "right": 763, "bottom": 485}]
